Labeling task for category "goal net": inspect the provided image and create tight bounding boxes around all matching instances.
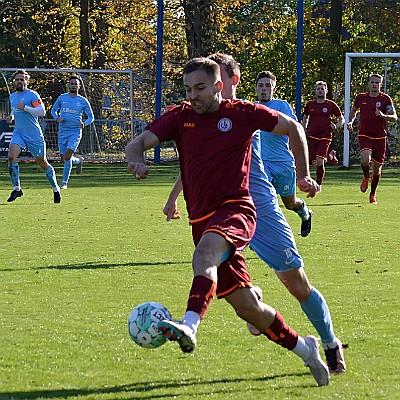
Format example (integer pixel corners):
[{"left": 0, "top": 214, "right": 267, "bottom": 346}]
[
  {"left": 0, "top": 68, "right": 155, "bottom": 161},
  {"left": 343, "top": 53, "right": 400, "bottom": 167}
]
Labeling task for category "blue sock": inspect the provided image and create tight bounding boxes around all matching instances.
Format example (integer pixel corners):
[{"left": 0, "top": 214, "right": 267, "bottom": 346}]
[
  {"left": 8, "top": 162, "right": 20, "bottom": 188},
  {"left": 63, "top": 159, "right": 72, "bottom": 184},
  {"left": 296, "top": 199, "right": 309, "bottom": 221},
  {"left": 45, "top": 165, "right": 59, "bottom": 191},
  {"left": 71, "top": 156, "right": 80, "bottom": 165},
  {"left": 300, "top": 287, "right": 335, "bottom": 344}
]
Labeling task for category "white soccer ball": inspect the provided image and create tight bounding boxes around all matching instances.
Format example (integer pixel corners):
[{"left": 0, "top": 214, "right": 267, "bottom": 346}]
[{"left": 128, "top": 301, "right": 172, "bottom": 349}]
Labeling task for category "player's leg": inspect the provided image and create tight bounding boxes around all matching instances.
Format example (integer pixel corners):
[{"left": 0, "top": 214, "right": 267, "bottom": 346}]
[
  {"left": 225, "top": 287, "right": 330, "bottom": 386},
  {"left": 315, "top": 141, "right": 330, "bottom": 186},
  {"left": 369, "top": 139, "right": 385, "bottom": 204},
  {"left": 7, "top": 143, "right": 23, "bottom": 201},
  {"left": 358, "top": 136, "right": 372, "bottom": 193},
  {"left": 61, "top": 148, "right": 74, "bottom": 189}
]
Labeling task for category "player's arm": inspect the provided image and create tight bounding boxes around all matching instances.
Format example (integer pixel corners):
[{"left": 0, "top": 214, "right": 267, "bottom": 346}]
[
  {"left": 375, "top": 104, "right": 398, "bottom": 122},
  {"left": 347, "top": 105, "right": 359, "bottom": 132},
  {"left": 302, "top": 114, "right": 309, "bottom": 130},
  {"left": 163, "top": 173, "right": 183, "bottom": 221},
  {"left": 271, "top": 113, "right": 319, "bottom": 197},
  {"left": 21, "top": 99, "right": 45, "bottom": 117},
  {"left": 332, "top": 114, "right": 345, "bottom": 130},
  {"left": 6, "top": 110, "right": 14, "bottom": 124},
  {"left": 83, "top": 100, "right": 95, "bottom": 126},
  {"left": 51, "top": 97, "right": 62, "bottom": 122},
  {"left": 125, "top": 129, "right": 160, "bottom": 179}
]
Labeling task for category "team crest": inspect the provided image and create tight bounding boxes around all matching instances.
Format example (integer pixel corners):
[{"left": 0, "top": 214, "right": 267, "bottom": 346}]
[
  {"left": 218, "top": 118, "right": 232, "bottom": 132},
  {"left": 323, "top": 107, "right": 328, "bottom": 113},
  {"left": 376, "top": 101, "right": 381, "bottom": 108}
]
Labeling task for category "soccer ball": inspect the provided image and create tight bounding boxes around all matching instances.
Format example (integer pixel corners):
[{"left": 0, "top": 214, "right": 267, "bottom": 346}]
[{"left": 128, "top": 302, "right": 172, "bottom": 349}]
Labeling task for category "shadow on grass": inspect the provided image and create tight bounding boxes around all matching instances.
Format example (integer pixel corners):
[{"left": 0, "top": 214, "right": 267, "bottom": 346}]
[{"left": 0, "top": 372, "right": 316, "bottom": 400}]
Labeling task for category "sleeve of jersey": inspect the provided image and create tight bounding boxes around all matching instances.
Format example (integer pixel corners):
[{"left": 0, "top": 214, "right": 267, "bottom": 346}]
[
  {"left": 145, "top": 110, "right": 179, "bottom": 142},
  {"left": 51, "top": 97, "right": 60, "bottom": 120},
  {"left": 84, "top": 100, "right": 95, "bottom": 126},
  {"left": 253, "top": 103, "right": 279, "bottom": 132}
]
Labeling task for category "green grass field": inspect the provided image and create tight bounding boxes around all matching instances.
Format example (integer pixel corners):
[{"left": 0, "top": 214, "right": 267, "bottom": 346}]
[{"left": 0, "top": 161, "right": 399, "bottom": 400}]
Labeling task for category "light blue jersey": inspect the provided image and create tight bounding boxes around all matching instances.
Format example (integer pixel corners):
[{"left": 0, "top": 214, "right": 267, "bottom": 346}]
[
  {"left": 51, "top": 93, "right": 94, "bottom": 137},
  {"left": 249, "top": 131, "right": 303, "bottom": 271}
]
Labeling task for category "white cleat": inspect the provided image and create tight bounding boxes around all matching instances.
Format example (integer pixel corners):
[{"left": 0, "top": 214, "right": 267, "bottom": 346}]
[
  {"left": 158, "top": 319, "right": 196, "bottom": 353},
  {"left": 61, "top": 183, "right": 68, "bottom": 189},
  {"left": 304, "top": 335, "right": 330, "bottom": 386}
]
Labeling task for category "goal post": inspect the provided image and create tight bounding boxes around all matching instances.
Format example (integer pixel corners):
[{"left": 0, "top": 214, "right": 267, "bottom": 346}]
[
  {"left": 344, "top": 52, "right": 400, "bottom": 167},
  {"left": 0, "top": 68, "right": 149, "bottom": 161}
]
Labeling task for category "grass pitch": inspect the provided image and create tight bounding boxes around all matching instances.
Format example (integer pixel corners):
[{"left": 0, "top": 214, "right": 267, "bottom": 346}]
[{"left": 0, "top": 161, "right": 399, "bottom": 399}]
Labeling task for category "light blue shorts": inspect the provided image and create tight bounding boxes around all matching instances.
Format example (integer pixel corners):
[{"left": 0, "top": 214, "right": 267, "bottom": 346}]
[
  {"left": 10, "top": 129, "right": 46, "bottom": 158},
  {"left": 263, "top": 161, "right": 296, "bottom": 197},
  {"left": 249, "top": 179, "right": 303, "bottom": 272},
  {"left": 58, "top": 133, "right": 82, "bottom": 154}
]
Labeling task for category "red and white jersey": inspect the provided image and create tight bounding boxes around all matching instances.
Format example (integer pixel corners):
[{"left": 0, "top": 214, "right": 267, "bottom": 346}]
[
  {"left": 146, "top": 99, "right": 279, "bottom": 222},
  {"left": 354, "top": 92, "right": 394, "bottom": 139},
  {"left": 303, "top": 99, "right": 342, "bottom": 140}
]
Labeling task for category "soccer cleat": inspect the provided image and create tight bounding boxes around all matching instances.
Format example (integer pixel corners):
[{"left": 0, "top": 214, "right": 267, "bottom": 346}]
[
  {"left": 158, "top": 319, "right": 197, "bottom": 353},
  {"left": 329, "top": 150, "right": 339, "bottom": 165},
  {"left": 369, "top": 193, "right": 377, "bottom": 204},
  {"left": 246, "top": 286, "right": 263, "bottom": 336},
  {"left": 304, "top": 336, "right": 330, "bottom": 386},
  {"left": 324, "top": 339, "right": 347, "bottom": 374},
  {"left": 7, "top": 189, "right": 23, "bottom": 202},
  {"left": 54, "top": 191, "right": 61, "bottom": 203},
  {"left": 360, "top": 177, "right": 369, "bottom": 193},
  {"left": 61, "top": 182, "right": 68, "bottom": 189},
  {"left": 76, "top": 157, "right": 84, "bottom": 174},
  {"left": 301, "top": 210, "right": 313, "bottom": 237}
]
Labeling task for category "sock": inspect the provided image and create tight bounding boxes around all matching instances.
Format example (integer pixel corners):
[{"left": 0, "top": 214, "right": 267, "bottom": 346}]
[
  {"left": 8, "top": 162, "right": 20, "bottom": 188},
  {"left": 292, "top": 336, "right": 310, "bottom": 361},
  {"left": 370, "top": 174, "right": 381, "bottom": 195},
  {"left": 295, "top": 199, "right": 310, "bottom": 221},
  {"left": 316, "top": 165, "right": 325, "bottom": 185},
  {"left": 300, "top": 287, "right": 335, "bottom": 345},
  {"left": 186, "top": 275, "right": 216, "bottom": 319},
  {"left": 263, "top": 311, "right": 299, "bottom": 350},
  {"left": 62, "top": 159, "right": 72, "bottom": 184},
  {"left": 362, "top": 164, "right": 370, "bottom": 179},
  {"left": 183, "top": 310, "right": 201, "bottom": 333},
  {"left": 45, "top": 165, "right": 59, "bottom": 191},
  {"left": 71, "top": 155, "right": 80, "bottom": 165}
]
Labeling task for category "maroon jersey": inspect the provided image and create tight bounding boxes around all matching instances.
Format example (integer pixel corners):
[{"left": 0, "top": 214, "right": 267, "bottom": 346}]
[
  {"left": 304, "top": 99, "right": 342, "bottom": 140},
  {"left": 146, "top": 99, "right": 279, "bottom": 221},
  {"left": 354, "top": 92, "right": 394, "bottom": 139}
]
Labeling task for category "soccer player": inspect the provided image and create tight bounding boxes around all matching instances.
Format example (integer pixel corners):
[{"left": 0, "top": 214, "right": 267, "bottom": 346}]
[
  {"left": 347, "top": 73, "right": 397, "bottom": 204},
  {"left": 126, "top": 57, "right": 331, "bottom": 386},
  {"left": 51, "top": 74, "right": 94, "bottom": 189},
  {"left": 302, "top": 81, "right": 344, "bottom": 187},
  {"left": 5, "top": 70, "right": 61, "bottom": 203},
  {"left": 163, "top": 54, "right": 346, "bottom": 375},
  {"left": 256, "top": 71, "right": 312, "bottom": 237}
]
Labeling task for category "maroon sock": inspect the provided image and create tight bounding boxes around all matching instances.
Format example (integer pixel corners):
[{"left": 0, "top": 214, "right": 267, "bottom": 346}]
[
  {"left": 263, "top": 311, "right": 299, "bottom": 350},
  {"left": 186, "top": 275, "right": 216, "bottom": 319},
  {"left": 316, "top": 165, "right": 325, "bottom": 185},
  {"left": 362, "top": 164, "right": 370, "bottom": 179},
  {"left": 370, "top": 174, "right": 381, "bottom": 195}
]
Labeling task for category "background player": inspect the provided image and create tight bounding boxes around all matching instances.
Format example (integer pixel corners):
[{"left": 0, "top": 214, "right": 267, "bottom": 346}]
[
  {"left": 256, "top": 70, "right": 312, "bottom": 237},
  {"left": 6, "top": 69, "right": 61, "bottom": 203},
  {"left": 51, "top": 74, "right": 94, "bottom": 189},
  {"left": 302, "top": 81, "right": 344, "bottom": 187},
  {"left": 347, "top": 73, "right": 397, "bottom": 204}
]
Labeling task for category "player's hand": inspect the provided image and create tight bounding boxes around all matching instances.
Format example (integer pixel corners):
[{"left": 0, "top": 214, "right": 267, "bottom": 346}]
[
  {"left": 375, "top": 107, "right": 383, "bottom": 118},
  {"left": 127, "top": 162, "right": 148, "bottom": 179},
  {"left": 6, "top": 115, "right": 13, "bottom": 124},
  {"left": 163, "top": 199, "right": 181, "bottom": 221},
  {"left": 17, "top": 101, "right": 25, "bottom": 110},
  {"left": 331, "top": 121, "right": 336, "bottom": 130},
  {"left": 298, "top": 176, "right": 321, "bottom": 198},
  {"left": 57, "top": 117, "right": 64, "bottom": 123},
  {"left": 346, "top": 122, "right": 353, "bottom": 132}
]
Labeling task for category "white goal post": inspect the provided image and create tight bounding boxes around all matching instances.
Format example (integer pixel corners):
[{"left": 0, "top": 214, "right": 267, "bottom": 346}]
[{"left": 343, "top": 52, "right": 400, "bottom": 167}]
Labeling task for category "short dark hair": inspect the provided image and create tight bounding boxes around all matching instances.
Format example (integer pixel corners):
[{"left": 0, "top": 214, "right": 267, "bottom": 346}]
[
  {"left": 183, "top": 57, "right": 221, "bottom": 80},
  {"left": 207, "top": 53, "right": 240, "bottom": 78},
  {"left": 369, "top": 73, "right": 383, "bottom": 82},
  {"left": 256, "top": 71, "right": 276, "bottom": 84},
  {"left": 69, "top": 74, "right": 81, "bottom": 84},
  {"left": 13, "top": 69, "right": 30, "bottom": 80}
]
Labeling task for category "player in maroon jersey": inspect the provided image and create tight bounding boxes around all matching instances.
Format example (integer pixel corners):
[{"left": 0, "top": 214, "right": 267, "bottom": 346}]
[
  {"left": 302, "top": 81, "right": 344, "bottom": 187},
  {"left": 347, "top": 73, "right": 398, "bottom": 204},
  {"left": 126, "top": 58, "right": 329, "bottom": 386}
]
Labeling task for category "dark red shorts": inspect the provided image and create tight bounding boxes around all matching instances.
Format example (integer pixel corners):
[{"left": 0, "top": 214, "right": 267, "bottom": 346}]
[
  {"left": 191, "top": 199, "right": 256, "bottom": 298},
  {"left": 307, "top": 137, "right": 331, "bottom": 162},
  {"left": 358, "top": 135, "right": 386, "bottom": 164}
]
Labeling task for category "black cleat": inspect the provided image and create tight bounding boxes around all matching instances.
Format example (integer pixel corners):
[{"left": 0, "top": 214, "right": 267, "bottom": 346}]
[
  {"left": 7, "top": 189, "right": 23, "bottom": 202},
  {"left": 54, "top": 191, "right": 61, "bottom": 203},
  {"left": 301, "top": 209, "right": 313, "bottom": 237}
]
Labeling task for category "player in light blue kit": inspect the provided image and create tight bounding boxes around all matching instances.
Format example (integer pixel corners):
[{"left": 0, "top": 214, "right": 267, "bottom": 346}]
[
  {"left": 6, "top": 70, "right": 61, "bottom": 203},
  {"left": 256, "top": 71, "right": 313, "bottom": 237},
  {"left": 51, "top": 74, "right": 94, "bottom": 189},
  {"left": 163, "top": 54, "right": 346, "bottom": 375}
]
